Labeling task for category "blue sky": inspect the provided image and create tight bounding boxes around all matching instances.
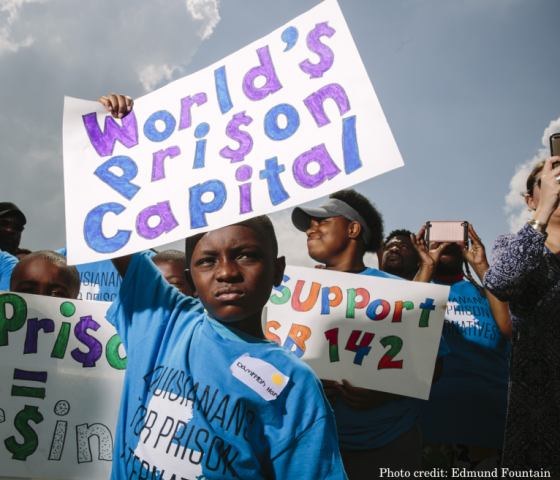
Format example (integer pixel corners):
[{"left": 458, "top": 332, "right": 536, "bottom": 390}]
[{"left": 1, "top": 0, "right": 559, "bottom": 268}]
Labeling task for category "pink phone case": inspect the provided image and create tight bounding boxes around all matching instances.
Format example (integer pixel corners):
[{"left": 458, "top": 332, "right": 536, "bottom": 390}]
[{"left": 425, "top": 221, "right": 468, "bottom": 243}]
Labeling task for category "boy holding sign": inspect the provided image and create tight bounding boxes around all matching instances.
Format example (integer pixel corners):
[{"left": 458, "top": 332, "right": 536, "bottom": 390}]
[
  {"left": 291, "top": 189, "right": 449, "bottom": 477},
  {"left": 101, "top": 96, "right": 346, "bottom": 479}
]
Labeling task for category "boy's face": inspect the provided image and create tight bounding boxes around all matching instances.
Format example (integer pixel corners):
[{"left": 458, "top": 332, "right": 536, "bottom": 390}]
[
  {"left": 190, "top": 225, "right": 284, "bottom": 323},
  {"left": 382, "top": 235, "right": 419, "bottom": 274},
  {"left": 10, "top": 258, "right": 79, "bottom": 299},
  {"left": 153, "top": 259, "right": 195, "bottom": 297},
  {"left": 306, "top": 216, "right": 352, "bottom": 264}
]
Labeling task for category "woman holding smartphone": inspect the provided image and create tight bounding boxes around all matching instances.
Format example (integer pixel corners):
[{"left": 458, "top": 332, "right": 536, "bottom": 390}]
[
  {"left": 420, "top": 225, "right": 511, "bottom": 471},
  {"left": 484, "top": 157, "right": 560, "bottom": 476}
]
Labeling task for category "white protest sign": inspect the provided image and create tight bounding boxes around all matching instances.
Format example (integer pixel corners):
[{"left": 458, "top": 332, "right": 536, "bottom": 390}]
[
  {"left": 265, "top": 266, "right": 450, "bottom": 400},
  {"left": 0, "top": 293, "right": 124, "bottom": 480},
  {"left": 63, "top": 0, "right": 403, "bottom": 265}
]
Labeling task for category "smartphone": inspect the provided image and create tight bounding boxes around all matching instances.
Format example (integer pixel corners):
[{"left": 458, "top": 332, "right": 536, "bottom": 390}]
[
  {"left": 550, "top": 133, "right": 560, "bottom": 169},
  {"left": 426, "top": 221, "right": 469, "bottom": 243}
]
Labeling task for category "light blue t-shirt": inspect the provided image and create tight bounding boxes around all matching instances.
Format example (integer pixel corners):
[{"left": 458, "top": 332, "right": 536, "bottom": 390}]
[
  {"left": 0, "top": 249, "right": 18, "bottom": 291},
  {"left": 106, "top": 252, "right": 347, "bottom": 480},
  {"left": 332, "top": 267, "right": 450, "bottom": 450},
  {"left": 419, "top": 278, "right": 509, "bottom": 449},
  {"left": 56, "top": 246, "right": 155, "bottom": 302}
]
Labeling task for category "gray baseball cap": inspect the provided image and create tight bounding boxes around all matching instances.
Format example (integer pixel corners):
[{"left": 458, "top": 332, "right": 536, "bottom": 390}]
[{"left": 291, "top": 198, "right": 371, "bottom": 245}]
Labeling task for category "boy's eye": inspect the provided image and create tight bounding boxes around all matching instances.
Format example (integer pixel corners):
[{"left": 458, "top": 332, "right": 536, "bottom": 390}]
[
  {"left": 237, "top": 251, "right": 259, "bottom": 261},
  {"left": 196, "top": 257, "right": 215, "bottom": 266}
]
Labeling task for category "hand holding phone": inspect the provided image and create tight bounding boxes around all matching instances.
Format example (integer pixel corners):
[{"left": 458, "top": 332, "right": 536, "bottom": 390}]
[{"left": 425, "top": 221, "right": 469, "bottom": 243}]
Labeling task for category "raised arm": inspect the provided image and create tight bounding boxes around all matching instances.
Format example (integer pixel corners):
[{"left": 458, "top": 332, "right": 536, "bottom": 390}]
[
  {"left": 111, "top": 255, "right": 133, "bottom": 279},
  {"left": 99, "top": 94, "right": 135, "bottom": 279},
  {"left": 458, "top": 225, "right": 512, "bottom": 340},
  {"left": 410, "top": 225, "right": 450, "bottom": 283},
  {"left": 485, "top": 156, "right": 560, "bottom": 301}
]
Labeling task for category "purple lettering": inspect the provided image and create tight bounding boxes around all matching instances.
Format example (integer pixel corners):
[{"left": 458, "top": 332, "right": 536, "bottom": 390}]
[
  {"left": 303, "top": 84, "right": 350, "bottom": 127},
  {"left": 299, "top": 22, "right": 336, "bottom": 79},
  {"left": 219, "top": 112, "right": 253, "bottom": 163},
  {"left": 293, "top": 144, "right": 341, "bottom": 188},
  {"left": 136, "top": 201, "right": 179, "bottom": 240},
  {"left": 83, "top": 112, "right": 138, "bottom": 157},
  {"left": 152, "top": 146, "right": 181, "bottom": 182},
  {"left": 179, "top": 93, "right": 207, "bottom": 130},
  {"left": 242, "top": 46, "right": 282, "bottom": 101},
  {"left": 71, "top": 316, "right": 102, "bottom": 368}
]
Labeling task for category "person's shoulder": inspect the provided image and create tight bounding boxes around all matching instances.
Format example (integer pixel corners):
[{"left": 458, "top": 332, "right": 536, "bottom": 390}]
[
  {"left": 360, "top": 267, "right": 403, "bottom": 281},
  {"left": 494, "top": 223, "right": 536, "bottom": 247},
  {"left": 493, "top": 231, "right": 516, "bottom": 246},
  {"left": 1, "top": 250, "right": 18, "bottom": 267}
]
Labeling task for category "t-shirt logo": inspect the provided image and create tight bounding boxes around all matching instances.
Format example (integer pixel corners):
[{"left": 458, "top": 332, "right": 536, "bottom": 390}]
[{"left": 230, "top": 353, "right": 289, "bottom": 401}]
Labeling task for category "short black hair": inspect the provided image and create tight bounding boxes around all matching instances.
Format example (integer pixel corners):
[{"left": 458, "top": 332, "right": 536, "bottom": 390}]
[
  {"left": 152, "top": 249, "right": 187, "bottom": 264},
  {"left": 329, "top": 189, "right": 384, "bottom": 253},
  {"left": 185, "top": 215, "right": 279, "bottom": 267},
  {"left": 11, "top": 250, "right": 81, "bottom": 292},
  {"left": 385, "top": 229, "right": 414, "bottom": 246}
]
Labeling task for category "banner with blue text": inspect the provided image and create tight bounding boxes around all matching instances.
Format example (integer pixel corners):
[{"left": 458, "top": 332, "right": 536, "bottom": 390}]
[
  {"left": 266, "top": 266, "right": 450, "bottom": 400},
  {"left": 0, "top": 293, "right": 123, "bottom": 480},
  {"left": 63, "top": 0, "right": 403, "bottom": 265}
]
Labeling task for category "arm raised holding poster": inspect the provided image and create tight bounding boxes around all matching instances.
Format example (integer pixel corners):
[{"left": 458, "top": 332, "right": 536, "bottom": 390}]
[{"left": 63, "top": 0, "right": 404, "bottom": 266}]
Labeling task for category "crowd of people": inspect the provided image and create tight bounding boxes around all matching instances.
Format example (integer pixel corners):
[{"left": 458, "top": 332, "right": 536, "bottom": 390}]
[{"left": 0, "top": 95, "right": 558, "bottom": 479}]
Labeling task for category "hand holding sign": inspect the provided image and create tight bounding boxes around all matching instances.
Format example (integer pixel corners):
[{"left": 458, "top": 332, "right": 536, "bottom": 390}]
[
  {"left": 63, "top": 0, "right": 404, "bottom": 265},
  {"left": 98, "top": 94, "right": 134, "bottom": 119}
]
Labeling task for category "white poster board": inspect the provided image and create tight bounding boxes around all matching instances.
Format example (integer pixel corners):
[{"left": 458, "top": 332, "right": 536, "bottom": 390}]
[
  {"left": 0, "top": 293, "right": 124, "bottom": 480},
  {"left": 265, "top": 266, "right": 450, "bottom": 400},
  {"left": 63, "top": 0, "right": 403, "bottom": 265}
]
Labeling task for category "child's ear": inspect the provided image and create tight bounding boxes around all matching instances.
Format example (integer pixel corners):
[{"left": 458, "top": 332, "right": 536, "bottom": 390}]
[
  {"left": 348, "top": 221, "right": 362, "bottom": 239},
  {"left": 273, "top": 256, "right": 286, "bottom": 288}
]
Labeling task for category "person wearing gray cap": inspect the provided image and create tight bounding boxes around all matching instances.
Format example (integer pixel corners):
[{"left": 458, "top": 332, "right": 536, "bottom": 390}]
[
  {"left": 0, "top": 202, "right": 27, "bottom": 255},
  {"left": 292, "top": 189, "right": 449, "bottom": 478}
]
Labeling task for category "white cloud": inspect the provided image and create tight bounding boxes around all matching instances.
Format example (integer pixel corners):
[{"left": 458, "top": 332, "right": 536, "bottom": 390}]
[
  {"left": 137, "top": 0, "right": 221, "bottom": 91},
  {"left": 505, "top": 116, "right": 560, "bottom": 233},
  {"left": 138, "top": 64, "right": 181, "bottom": 92},
  {"left": 186, "top": 0, "right": 220, "bottom": 40},
  {"left": 0, "top": 0, "right": 42, "bottom": 54},
  {"left": 0, "top": 0, "right": 224, "bottom": 250}
]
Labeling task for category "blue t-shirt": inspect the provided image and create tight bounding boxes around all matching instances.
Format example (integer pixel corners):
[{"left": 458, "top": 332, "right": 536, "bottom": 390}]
[
  {"left": 56, "top": 246, "right": 155, "bottom": 302},
  {"left": 106, "top": 252, "right": 347, "bottom": 480},
  {"left": 419, "top": 278, "right": 509, "bottom": 449},
  {"left": 0, "top": 249, "right": 18, "bottom": 291},
  {"left": 332, "top": 267, "right": 450, "bottom": 450}
]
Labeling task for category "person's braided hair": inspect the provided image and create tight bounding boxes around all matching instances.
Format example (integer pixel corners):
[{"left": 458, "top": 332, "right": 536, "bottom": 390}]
[{"left": 463, "top": 259, "right": 485, "bottom": 298}]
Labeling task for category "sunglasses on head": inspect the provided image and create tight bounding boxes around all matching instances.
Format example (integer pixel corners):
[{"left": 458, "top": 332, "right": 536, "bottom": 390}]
[{"left": 0, "top": 218, "right": 25, "bottom": 232}]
